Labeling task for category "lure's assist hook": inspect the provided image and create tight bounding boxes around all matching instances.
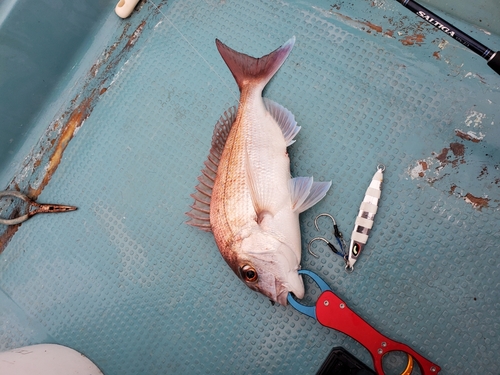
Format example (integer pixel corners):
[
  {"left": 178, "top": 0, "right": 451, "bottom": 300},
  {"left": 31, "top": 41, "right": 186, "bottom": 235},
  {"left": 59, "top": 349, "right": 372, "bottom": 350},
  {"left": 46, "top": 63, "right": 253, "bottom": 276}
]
[
  {"left": 308, "top": 214, "right": 346, "bottom": 259},
  {"left": 314, "top": 213, "right": 343, "bottom": 240},
  {"left": 0, "top": 190, "right": 77, "bottom": 225},
  {"left": 308, "top": 237, "right": 341, "bottom": 258}
]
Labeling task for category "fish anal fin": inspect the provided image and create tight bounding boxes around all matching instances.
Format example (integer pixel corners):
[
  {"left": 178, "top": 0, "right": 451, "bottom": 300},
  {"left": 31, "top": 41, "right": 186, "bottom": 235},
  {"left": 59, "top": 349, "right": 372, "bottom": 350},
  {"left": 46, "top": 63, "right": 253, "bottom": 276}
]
[
  {"left": 264, "top": 98, "right": 301, "bottom": 146},
  {"left": 290, "top": 177, "right": 332, "bottom": 213},
  {"left": 186, "top": 106, "right": 237, "bottom": 231}
]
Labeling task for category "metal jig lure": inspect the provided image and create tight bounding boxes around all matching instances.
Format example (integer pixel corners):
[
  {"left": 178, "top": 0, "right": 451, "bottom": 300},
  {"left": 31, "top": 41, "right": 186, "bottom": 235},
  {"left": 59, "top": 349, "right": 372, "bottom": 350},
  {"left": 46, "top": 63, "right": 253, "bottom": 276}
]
[
  {"left": 346, "top": 164, "right": 385, "bottom": 272},
  {"left": 0, "top": 190, "right": 77, "bottom": 225}
]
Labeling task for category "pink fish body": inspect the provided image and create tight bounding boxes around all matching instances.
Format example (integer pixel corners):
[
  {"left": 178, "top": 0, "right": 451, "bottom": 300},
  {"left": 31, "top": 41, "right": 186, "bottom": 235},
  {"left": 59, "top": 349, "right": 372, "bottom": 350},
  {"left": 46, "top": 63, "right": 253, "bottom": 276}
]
[{"left": 187, "top": 37, "right": 331, "bottom": 305}]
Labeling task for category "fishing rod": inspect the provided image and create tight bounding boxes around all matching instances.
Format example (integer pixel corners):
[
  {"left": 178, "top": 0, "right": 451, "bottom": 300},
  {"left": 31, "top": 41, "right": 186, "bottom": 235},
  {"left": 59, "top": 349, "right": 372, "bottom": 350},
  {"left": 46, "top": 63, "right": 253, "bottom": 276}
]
[{"left": 395, "top": 0, "right": 500, "bottom": 75}]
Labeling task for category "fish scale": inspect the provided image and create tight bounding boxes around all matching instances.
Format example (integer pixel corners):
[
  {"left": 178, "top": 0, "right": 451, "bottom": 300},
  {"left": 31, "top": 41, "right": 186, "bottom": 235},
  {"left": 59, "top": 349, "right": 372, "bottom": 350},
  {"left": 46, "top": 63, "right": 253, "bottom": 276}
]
[
  {"left": 187, "top": 37, "right": 331, "bottom": 305},
  {"left": 2, "top": 0, "right": 499, "bottom": 373}
]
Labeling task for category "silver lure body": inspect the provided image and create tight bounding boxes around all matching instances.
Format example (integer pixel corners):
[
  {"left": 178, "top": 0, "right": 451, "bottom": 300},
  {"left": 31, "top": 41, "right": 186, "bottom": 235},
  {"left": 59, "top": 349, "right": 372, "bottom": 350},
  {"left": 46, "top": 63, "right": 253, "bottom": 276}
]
[{"left": 346, "top": 165, "right": 384, "bottom": 271}]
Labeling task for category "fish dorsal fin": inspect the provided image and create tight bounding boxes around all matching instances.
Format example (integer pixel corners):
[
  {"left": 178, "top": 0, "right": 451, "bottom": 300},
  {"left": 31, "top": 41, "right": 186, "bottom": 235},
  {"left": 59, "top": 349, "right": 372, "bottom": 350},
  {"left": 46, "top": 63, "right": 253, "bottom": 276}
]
[
  {"left": 263, "top": 98, "right": 301, "bottom": 146},
  {"left": 290, "top": 177, "right": 332, "bottom": 213},
  {"left": 186, "top": 106, "right": 237, "bottom": 231}
]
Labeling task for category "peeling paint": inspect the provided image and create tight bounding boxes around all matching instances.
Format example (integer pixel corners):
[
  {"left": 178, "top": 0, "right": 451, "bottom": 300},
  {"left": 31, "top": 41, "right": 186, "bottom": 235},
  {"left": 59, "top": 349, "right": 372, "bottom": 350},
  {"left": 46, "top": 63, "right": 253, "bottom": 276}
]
[
  {"left": 409, "top": 157, "right": 434, "bottom": 179},
  {"left": 125, "top": 21, "right": 146, "bottom": 49},
  {"left": 465, "top": 110, "right": 486, "bottom": 127},
  {"left": 447, "top": 184, "right": 491, "bottom": 211},
  {"left": 364, "top": 21, "right": 383, "bottom": 33},
  {"left": 408, "top": 132, "right": 498, "bottom": 211},
  {"left": 464, "top": 72, "right": 487, "bottom": 84},
  {"left": 325, "top": 6, "right": 432, "bottom": 46},
  {"left": 464, "top": 193, "right": 490, "bottom": 211},
  {"left": 29, "top": 96, "right": 95, "bottom": 198},
  {"left": 433, "top": 143, "right": 466, "bottom": 169},
  {"left": 450, "top": 143, "right": 464, "bottom": 157},
  {"left": 437, "top": 39, "right": 448, "bottom": 50},
  {"left": 0, "top": 1, "right": 167, "bottom": 252},
  {"left": 400, "top": 33, "right": 425, "bottom": 46},
  {"left": 455, "top": 129, "right": 484, "bottom": 143},
  {"left": 418, "top": 160, "right": 428, "bottom": 177}
]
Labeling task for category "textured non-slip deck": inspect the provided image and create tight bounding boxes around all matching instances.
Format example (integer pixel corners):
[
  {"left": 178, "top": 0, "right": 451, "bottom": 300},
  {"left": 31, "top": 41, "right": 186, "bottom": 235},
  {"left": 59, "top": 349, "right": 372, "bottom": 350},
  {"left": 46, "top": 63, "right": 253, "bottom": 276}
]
[{"left": 1, "top": 1, "right": 499, "bottom": 374}]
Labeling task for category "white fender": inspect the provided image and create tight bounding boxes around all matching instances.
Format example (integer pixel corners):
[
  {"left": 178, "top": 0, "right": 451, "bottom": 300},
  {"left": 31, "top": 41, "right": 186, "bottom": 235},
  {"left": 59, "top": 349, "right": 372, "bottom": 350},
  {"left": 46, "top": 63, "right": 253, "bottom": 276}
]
[
  {"left": 115, "top": 0, "right": 141, "bottom": 19},
  {"left": 0, "top": 344, "right": 103, "bottom": 375}
]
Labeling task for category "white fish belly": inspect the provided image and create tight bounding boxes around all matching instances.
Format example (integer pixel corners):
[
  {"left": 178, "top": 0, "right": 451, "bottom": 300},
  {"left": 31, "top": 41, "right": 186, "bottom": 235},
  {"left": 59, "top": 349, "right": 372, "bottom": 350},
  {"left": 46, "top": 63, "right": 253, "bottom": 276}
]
[{"left": 210, "top": 94, "right": 294, "bottom": 250}]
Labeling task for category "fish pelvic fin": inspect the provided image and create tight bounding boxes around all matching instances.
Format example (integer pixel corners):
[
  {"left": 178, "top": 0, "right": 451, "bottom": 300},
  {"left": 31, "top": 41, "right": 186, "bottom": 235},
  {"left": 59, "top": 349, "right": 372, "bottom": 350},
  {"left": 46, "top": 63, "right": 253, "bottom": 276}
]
[
  {"left": 290, "top": 177, "right": 332, "bottom": 214},
  {"left": 215, "top": 36, "right": 295, "bottom": 92},
  {"left": 186, "top": 106, "right": 237, "bottom": 231}
]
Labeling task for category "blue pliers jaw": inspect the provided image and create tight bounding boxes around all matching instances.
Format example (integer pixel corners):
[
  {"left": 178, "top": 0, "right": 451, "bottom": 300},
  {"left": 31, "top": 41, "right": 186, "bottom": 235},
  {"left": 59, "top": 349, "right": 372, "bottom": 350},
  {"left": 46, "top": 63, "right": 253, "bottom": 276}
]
[{"left": 287, "top": 270, "right": 332, "bottom": 319}]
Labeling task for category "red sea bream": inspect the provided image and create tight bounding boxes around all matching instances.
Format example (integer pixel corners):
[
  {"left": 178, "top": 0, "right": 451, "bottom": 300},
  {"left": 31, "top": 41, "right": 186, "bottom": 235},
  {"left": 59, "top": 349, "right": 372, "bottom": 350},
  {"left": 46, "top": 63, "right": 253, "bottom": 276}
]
[{"left": 187, "top": 37, "right": 331, "bottom": 305}]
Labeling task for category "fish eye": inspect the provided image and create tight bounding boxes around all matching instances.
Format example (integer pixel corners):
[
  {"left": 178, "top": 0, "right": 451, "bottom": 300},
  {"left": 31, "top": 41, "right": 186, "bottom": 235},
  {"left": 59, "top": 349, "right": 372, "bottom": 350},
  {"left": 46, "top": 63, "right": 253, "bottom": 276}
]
[{"left": 240, "top": 265, "right": 258, "bottom": 283}]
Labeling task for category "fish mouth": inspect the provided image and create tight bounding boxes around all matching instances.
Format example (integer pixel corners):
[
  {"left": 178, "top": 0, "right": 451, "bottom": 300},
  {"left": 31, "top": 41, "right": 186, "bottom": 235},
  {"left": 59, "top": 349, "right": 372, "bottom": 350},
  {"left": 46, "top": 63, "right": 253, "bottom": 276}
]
[
  {"left": 250, "top": 268, "right": 304, "bottom": 306},
  {"left": 274, "top": 271, "right": 304, "bottom": 306},
  {"left": 276, "top": 290, "right": 289, "bottom": 306},
  {"left": 277, "top": 245, "right": 304, "bottom": 305},
  {"left": 236, "top": 233, "right": 305, "bottom": 305}
]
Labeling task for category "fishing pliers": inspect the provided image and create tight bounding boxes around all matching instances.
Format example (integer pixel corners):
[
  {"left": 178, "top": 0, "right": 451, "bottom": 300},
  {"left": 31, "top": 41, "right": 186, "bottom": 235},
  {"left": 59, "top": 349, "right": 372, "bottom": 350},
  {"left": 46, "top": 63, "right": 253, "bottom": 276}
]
[{"left": 0, "top": 190, "right": 77, "bottom": 225}]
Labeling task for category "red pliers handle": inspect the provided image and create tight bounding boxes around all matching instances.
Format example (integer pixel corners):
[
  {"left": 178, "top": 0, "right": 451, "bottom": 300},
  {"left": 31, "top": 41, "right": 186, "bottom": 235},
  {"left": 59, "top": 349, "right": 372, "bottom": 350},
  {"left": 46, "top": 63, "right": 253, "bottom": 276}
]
[{"left": 288, "top": 270, "right": 441, "bottom": 375}]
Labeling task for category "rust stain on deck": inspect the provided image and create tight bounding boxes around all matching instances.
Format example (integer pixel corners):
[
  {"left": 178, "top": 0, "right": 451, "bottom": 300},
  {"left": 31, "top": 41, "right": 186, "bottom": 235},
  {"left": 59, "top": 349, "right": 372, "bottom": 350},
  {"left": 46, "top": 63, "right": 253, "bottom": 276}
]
[
  {"left": 455, "top": 130, "right": 481, "bottom": 143},
  {"left": 450, "top": 142, "right": 465, "bottom": 157},
  {"left": 329, "top": 7, "right": 431, "bottom": 47},
  {"left": 29, "top": 96, "right": 95, "bottom": 198},
  {"left": 328, "top": 12, "right": 384, "bottom": 36},
  {"left": 125, "top": 21, "right": 146, "bottom": 49},
  {"left": 447, "top": 184, "right": 491, "bottom": 211},
  {"left": 400, "top": 33, "right": 425, "bottom": 46},
  {"left": 433, "top": 142, "right": 466, "bottom": 169},
  {"left": 418, "top": 160, "right": 428, "bottom": 177},
  {"left": 23, "top": 20, "right": 148, "bottom": 199},
  {"left": 464, "top": 193, "right": 489, "bottom": 211},
  {"left": 408, "top": 133, "right": 498, "bottom": 211},
  {"left": 0, "top": 15, "right": 151, "bottom": 252},
  {"left": 364, "top": 21, "right": 383, "bottom": 33}
]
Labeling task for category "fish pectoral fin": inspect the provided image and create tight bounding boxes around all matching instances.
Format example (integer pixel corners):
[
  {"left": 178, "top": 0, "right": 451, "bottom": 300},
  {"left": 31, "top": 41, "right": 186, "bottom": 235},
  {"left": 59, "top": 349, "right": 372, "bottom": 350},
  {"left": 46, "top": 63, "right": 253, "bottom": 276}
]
[
  {"left": 256, "top": 210, "right": 272, "bottom": 225},
  {"left": 245, "top": 150, "right": 269, "bottom": 218},
  {"left": 290, "top": 177, "right": 332, "bottom": 213},
  {"left": 263, "top": 98, "right": 301, "bottom": 146}
]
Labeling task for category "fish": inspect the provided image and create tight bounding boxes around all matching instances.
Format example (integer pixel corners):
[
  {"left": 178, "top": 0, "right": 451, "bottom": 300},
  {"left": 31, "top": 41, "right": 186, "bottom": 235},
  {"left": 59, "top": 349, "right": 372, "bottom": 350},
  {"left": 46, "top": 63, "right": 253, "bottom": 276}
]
[{"left": 186, "top": 37, "right": 331, "bottom": 305}]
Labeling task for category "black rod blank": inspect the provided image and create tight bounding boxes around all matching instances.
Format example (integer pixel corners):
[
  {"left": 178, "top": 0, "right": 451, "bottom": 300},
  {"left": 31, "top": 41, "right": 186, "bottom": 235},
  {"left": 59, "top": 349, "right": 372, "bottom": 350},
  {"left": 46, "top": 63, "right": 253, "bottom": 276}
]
[{"left": 395, "top": 0, "right": 500, "bottom": 75}]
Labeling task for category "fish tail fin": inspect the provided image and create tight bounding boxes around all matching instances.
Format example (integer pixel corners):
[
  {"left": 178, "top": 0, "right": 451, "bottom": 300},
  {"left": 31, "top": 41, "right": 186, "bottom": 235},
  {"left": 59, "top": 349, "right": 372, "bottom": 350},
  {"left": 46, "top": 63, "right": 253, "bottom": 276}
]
[{"left": 215, "top": 36, "right": 295, "bottom": 92}]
